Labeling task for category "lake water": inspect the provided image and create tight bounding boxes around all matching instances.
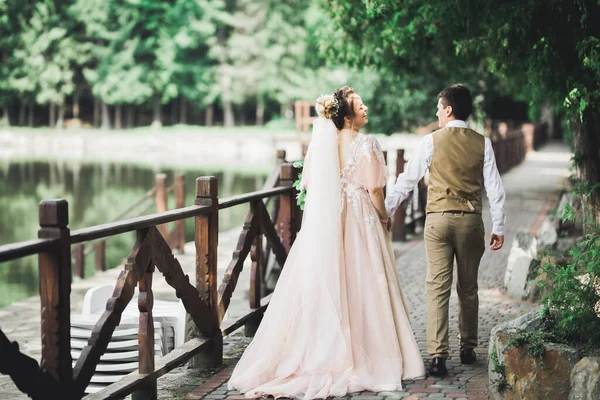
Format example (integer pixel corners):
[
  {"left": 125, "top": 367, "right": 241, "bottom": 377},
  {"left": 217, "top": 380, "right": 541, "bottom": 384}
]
[{"left": 0, "top": 160, "right": 267, "bottom": 308}]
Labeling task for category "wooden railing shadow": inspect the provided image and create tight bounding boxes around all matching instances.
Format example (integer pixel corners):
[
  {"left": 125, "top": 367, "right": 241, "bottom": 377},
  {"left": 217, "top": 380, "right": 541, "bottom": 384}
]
[{"left": 0, "top": 155, "right": 300, "bottom": 400}]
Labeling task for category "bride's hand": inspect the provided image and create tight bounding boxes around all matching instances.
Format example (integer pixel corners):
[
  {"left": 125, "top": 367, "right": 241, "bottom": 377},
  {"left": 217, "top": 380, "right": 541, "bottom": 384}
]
[{"left": 379, "top": 215, "right": 392, "bottom": 232}]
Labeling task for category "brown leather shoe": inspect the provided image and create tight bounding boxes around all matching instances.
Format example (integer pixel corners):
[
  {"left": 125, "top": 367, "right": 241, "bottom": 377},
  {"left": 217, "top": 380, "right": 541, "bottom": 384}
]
[{"left": 460, "top": 348, "right": 477, "bottom": 364}]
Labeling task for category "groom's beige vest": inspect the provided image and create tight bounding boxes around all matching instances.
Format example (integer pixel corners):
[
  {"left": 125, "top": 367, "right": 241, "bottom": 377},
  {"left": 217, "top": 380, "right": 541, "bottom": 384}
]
[{"left": 426, "top": 127, "right": 485, "bottom": 214}]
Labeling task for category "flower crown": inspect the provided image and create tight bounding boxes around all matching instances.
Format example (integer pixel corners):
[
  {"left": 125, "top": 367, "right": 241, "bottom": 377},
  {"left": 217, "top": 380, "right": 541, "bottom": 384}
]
[{"left": 315, "top": 94, "right": 339, "bottom": 120}]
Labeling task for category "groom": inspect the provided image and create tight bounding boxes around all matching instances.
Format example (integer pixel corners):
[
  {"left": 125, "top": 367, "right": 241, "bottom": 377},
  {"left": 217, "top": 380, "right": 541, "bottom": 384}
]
[{"left": 385, "top": 84, "right": 506, "bottom": 377}]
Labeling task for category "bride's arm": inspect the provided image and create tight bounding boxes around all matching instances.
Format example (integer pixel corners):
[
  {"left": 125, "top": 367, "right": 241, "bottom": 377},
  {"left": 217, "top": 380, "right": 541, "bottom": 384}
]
[{"left": 368, "top": 187, "right": 388, "bottom": 222}]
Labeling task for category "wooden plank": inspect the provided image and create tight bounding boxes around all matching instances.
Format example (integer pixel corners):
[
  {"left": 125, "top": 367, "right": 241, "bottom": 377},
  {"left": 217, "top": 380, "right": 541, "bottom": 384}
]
[
  {"left": 218, "top": 186, "right": 292, "bottom": 210},
  {"left": 82, "top": 338, "right": 209, "bottom": 400},
  {"left": 155, "top": 174, "right": 168, "bottom": 239},
  {"left": 37, "top": 199, "right": 73, "bottom": 383},
  {"left": 74, "top": 244, "right": 85, "bottom": 279},
  {"left": 247, "top": 220, "right": 263, "bottom": 337},
  {"left": 67, "top": 188, "right": 290, "bottom": 244},
  {"left": 174, "top": 173, "right": 186, "bottom": 252},
  {"left": 95, "top": 241, "right": 106, "bottom": 272},
  {"left": 0, "top": 238, "right": 57, "bottom": 263},
  {"left": 276, "top": 164, "right": 298, "bottom": 252},
  {"left": 73, "top": 229, "right": 154, "bottom": 394},
  {"left": 249, "top": 223, "right": 263, "bottom": 310},
  {"left": 260, "top": 156, "right": 283, "bottom": 195},
  {"left": 256, "top": 201, "right": 288, "bottom": 269},
  {"left": 134, "top": 263, "right": 156, "bottom": 400},
  {"left": 149, "top": 228, "right": 215, "bottom": 338},
  {"left": 0, "top": 328, "right": 77, "bottom": 398},
  {"left": 70, "top": 205, "right": 210, "bottom": 244},
  {"left": 192, "top": 177, "right": 222, "bottom": 368},
  {"left": 216, "top": 207, "right": 259, "bottom": 322}
]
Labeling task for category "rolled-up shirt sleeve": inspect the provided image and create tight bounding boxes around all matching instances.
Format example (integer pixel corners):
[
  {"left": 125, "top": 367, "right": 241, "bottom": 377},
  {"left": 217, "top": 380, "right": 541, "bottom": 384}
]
[
  {"left": 385, "top": 135, "right": 433, "bottom": 217},
  {"left": 483, "top": 138, "right": 506, "bottom": 235}
]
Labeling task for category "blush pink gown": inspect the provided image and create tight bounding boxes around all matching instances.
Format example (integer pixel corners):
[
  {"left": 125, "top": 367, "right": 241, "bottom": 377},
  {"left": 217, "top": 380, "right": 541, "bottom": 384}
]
[{"left": 228, "top": 133, "right": 425, "bottom": 399}]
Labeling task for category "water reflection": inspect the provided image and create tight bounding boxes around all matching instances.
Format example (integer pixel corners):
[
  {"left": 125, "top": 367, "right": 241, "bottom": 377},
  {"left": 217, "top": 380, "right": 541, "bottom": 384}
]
[{"left": 0, "top": 160, "right": 266, "bottom": 307}]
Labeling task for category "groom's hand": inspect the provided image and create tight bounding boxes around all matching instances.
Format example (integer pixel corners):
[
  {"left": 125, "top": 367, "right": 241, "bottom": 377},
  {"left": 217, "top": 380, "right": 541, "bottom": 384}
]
[{"left": 489, "top": 233, "right": 504, "bottom": 251}]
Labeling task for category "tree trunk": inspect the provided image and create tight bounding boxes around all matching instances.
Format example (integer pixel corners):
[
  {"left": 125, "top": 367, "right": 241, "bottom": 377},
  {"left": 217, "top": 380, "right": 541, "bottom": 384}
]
[
  {"left": 220, "top": 65, "right": 234, "bottom": 127},
  {"left": 1, "top": 105, "right": 9, "bottom": 126},
  {"left": 256, "top": 99, "right": 265, "bottom": 126},
  {"left": 49, "top": 101, "right": 56, "bottom": 128},
  {"left": 152, "top": 94, "right": 162, "bottom": 128},
  {"left": 127, "top": 106, "right": 134, "bottom": 128},
  {"left": 572, "top": 106, "right": 600, "bottom": 227},
  {"left": 179, "top": 95, "right": 187, "bottom": 125},
  {"left": 115, "top": 105, "right": 122, "bottom": 129},
  {"left": 205, "top": 104, "right": 214, "bottom": 127},
  {"left": 18, "top": 102, "right": 26, "bottom": 126},
  {"left": 170, "top": 98, "right": 177, "bottom": 125},
  {"left": 238, "top": 104, "right": 246, "bottom": 125},
  {"left": 56, "top": 102, "right": 65, "bottom": 128},
  {"left": 28, "top": 102, "right": 34, "bottom": 127},
  {"left": 101, "top": 100, "right": 110, "bottom": 130},
  {"left": 281, "top": 103, "right": 288, "bottom": 120},
  {"left": 93, "top": 97, "right": 100, "bottom": 128},
  {"left": 73, "top": 89, "right": 80, "bottom": 119}
]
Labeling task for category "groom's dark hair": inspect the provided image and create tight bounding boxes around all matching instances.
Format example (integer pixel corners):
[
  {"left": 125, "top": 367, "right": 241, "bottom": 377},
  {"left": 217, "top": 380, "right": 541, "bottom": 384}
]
[{"left": 438, "top": 84, "right": 473, "bottom": 121}]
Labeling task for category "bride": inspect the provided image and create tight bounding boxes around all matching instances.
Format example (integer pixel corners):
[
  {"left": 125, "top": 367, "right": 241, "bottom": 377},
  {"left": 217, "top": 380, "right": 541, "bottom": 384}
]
[{"left": 228, "top": 86, "right": 425, "bottom": 399}]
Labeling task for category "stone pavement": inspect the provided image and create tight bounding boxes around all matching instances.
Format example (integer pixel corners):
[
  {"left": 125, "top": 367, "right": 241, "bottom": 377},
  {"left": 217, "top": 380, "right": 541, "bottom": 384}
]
[{"left": 182, "top": 140, "right": 572, "bottom": 400}]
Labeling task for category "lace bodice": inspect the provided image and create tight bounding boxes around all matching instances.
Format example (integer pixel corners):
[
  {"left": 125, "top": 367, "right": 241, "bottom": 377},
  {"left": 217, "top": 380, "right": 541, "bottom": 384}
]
[{"left": 340, "top": 133, "right": 387, "bottom": 238}]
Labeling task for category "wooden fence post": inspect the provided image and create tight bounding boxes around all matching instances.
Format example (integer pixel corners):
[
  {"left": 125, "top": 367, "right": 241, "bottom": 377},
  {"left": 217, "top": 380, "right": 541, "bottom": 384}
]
[
  {"left": 277, "top": 164, "right": 299, "bottom": 251},
  {"left": 155, "top": 173, "right": 168, "bottom": 239},
  {"left": 74, "top": 244, "right": 84, "bottom": 279},
  {"left": 191, "top": 176, "right": 222, "bottom": 367},
  {"left": 277, "top": 149, "right": 287, "bottom": 163},
  {"left": 246, "top": 201, "right": 263, "bottom": 337},
  {"left": 95, "top": 241, "right": 106, "bottom": 272},
  {"left": 301, "top": 143, "right": 309, "bottom": 158},
  {"left": 174, "top": 173, "right": 186, "bottom": 252},
  {"left": 303, "top": 102, "right": 311, "bottom": 133},
  {"left": 38, "top": 199, "right": 73, "bottom": 384},
  {"left": 133, "top": 262, "right": 156, "bottom": 400},
  {"left": 294, "top": 101, "right": 301, "bottom": 132},
  {"left": 392, "top": 150, "right": 407, "bottom": 241}
]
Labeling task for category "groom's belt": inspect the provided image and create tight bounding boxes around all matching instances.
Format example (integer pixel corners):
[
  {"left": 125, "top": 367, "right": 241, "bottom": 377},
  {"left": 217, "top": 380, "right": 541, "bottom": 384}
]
[{"left": 426, "top": 210, "right": 481, "bottom": 215}]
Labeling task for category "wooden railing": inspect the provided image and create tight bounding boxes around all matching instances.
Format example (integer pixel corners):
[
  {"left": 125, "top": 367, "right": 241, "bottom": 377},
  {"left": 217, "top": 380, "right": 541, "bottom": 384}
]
[
  {"left": 72, "top": 173, "right": 187, "bottom": 279},
  {"left": 386, "top": 149, "right": 427, "bottom": 242},
  {"left": 0, "top": 157, "right": 300, "bottom": 400},
  {"left": 490, "top": 121, "right": 548, "bottom": 174}
]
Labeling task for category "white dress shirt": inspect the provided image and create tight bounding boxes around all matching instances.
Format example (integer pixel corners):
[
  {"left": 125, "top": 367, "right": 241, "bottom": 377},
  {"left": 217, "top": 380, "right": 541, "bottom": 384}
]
[{"left": 385, "top": 120, "right": 507, "bottom": 235}]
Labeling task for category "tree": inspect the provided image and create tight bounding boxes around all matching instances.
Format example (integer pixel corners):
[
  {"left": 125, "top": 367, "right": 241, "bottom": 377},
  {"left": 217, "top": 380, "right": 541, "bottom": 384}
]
[
  {"left": 12, "top": 0, "right": 80, "bottom": 127},
  {"left": 167, "top": 0, "right": 221, "bottom": 125},
  {"left": 225, "top": 0, "right": 310, "bottom": 125},
  {"left": 1, "top": 0, "right": 41, "bottom": 126},
  {"left": 323, "top": 0, "right": 600, "bottom": 219}
]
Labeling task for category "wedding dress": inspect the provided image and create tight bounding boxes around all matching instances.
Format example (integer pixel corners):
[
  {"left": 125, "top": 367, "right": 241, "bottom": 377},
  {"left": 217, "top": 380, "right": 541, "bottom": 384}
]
[{"left": 228, "top": 116, "right": 425, "bottom": 399}]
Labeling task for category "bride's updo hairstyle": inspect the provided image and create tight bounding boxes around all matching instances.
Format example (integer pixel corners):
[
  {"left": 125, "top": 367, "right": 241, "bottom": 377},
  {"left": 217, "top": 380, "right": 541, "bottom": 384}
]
[{"left": 332, "top": 86, "right": 356, "bottom": 130}]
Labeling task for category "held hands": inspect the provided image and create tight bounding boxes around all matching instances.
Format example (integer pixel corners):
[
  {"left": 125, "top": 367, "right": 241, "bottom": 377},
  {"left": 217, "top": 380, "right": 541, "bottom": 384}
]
[
  {"left": 379, "top": 214, "right": 392, "bottom": 232},
  {"left": 489, "top": 233, "right": 504, "bottom": 251}
]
